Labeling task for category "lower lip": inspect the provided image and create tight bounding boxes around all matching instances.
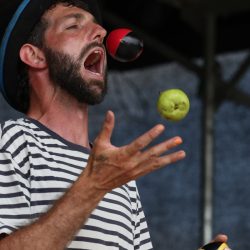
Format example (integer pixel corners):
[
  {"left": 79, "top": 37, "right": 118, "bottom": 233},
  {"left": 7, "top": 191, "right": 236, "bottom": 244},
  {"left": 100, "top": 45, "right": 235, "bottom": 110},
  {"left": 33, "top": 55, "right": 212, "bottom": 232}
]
[{"left": 84, "top": 69, "right": 104, "bottom": 81}]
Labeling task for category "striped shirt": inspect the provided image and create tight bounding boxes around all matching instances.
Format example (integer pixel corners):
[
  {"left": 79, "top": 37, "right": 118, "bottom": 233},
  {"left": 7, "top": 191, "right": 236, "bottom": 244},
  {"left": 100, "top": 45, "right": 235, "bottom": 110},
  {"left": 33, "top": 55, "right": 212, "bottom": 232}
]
[{"left": 0, "top": 118, "right": 153, "bottom": 250}]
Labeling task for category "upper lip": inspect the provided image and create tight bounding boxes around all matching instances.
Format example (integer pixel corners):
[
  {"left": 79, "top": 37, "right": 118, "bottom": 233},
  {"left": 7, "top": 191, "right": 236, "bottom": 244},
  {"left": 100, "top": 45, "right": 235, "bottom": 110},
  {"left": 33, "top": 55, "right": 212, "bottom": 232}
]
[{"left": 83, "top": 46, "right": 105, "bottom": 76}]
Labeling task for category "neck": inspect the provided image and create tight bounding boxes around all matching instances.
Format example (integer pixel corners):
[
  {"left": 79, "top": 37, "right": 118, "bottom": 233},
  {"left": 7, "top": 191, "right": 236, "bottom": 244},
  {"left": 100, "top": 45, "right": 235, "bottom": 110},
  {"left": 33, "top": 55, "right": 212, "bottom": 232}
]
[{"left": 27, "top": 89, "right": 90, "bottom": 149}]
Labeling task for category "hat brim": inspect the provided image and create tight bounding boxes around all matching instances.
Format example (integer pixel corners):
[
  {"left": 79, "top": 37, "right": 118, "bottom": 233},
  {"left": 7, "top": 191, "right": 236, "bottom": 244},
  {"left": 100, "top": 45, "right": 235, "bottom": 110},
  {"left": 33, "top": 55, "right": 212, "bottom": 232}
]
[{"left": 0, "top": 0, "right": 101, "bottom": 112}]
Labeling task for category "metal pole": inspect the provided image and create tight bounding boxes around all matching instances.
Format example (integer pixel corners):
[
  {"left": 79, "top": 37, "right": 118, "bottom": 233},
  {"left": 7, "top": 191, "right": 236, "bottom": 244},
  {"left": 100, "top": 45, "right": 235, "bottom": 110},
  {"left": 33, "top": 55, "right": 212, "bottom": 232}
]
[{"left": 202, "top": 12, "right": 216, "bottom": 245}]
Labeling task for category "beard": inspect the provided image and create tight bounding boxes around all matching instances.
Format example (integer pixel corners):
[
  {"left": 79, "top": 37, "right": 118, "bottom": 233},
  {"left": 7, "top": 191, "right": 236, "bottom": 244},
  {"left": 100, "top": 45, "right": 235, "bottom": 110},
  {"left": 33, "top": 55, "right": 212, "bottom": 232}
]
[{"left": 43, "top": 43, "right": 107, "bottom": 105}]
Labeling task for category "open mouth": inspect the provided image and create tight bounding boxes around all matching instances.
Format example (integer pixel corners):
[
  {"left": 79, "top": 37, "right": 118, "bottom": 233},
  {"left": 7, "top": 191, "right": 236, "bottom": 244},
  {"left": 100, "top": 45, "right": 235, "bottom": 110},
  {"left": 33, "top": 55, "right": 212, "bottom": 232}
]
[{"left": 84, "top": 49, "right": 104, "bottom": 76}]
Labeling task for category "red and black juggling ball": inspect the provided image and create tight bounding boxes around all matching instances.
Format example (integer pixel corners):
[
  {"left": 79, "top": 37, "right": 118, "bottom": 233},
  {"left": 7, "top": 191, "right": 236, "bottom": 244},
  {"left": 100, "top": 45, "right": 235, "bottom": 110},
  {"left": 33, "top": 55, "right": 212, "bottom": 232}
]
[{"left": 106, "top": 28, "right": 144, "bottom": 62}]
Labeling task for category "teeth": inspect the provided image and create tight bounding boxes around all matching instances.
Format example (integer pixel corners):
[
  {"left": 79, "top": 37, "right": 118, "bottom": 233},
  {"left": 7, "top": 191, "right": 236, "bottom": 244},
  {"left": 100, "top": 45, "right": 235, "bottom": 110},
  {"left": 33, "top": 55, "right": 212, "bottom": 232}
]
[{"left": 91, "top": 51, "right": 100, "bottom": 65}]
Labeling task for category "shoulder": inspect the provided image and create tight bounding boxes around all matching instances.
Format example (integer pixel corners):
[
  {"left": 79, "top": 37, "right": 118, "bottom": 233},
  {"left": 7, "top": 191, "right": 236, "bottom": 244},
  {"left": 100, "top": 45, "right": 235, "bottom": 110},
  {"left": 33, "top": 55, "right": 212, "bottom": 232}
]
[
  {"left": 0, "top": 117, "right": 34, "bottom": 134},
  {"left": 0, "top": 118, "right": 37, "bottom": 151}
]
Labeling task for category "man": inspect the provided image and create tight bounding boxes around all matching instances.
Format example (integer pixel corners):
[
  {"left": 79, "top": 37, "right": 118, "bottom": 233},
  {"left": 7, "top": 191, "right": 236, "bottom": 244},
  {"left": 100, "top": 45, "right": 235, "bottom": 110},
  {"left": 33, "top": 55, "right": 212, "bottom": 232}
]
[{"left": 0, "top": 0, "right": 228, "bottom": 249}]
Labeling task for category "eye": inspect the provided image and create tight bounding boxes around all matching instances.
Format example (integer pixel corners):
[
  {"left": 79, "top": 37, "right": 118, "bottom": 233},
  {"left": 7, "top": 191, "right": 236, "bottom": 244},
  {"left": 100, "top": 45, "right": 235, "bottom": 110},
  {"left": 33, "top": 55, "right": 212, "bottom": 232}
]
[{"left": 66, "top": 24, "right": 79, "bottom": 30}]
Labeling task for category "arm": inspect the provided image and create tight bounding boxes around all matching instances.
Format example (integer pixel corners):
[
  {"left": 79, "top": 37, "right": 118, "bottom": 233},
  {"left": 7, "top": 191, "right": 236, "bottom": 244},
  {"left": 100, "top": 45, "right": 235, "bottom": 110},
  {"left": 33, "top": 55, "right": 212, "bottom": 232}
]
[
  {"left": 0, "top": 172, "right": 106, "bottom": 250},
  {"left": 0, "top": 111, "right": 185, "bottom": 250}
]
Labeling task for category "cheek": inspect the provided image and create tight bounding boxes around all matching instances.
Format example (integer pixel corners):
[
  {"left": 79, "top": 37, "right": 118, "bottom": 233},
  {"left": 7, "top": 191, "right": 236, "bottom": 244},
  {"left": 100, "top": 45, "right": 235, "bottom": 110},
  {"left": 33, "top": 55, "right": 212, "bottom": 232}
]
[{"left": 46, "top": 33, "right": 83, "bottom": 56}]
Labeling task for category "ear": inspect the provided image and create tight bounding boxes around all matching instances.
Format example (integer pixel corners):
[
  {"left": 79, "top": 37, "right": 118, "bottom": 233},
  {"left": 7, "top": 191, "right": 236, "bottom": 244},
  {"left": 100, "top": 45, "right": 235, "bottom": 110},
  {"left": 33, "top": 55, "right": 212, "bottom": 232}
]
[{"left": 19, "top": 44, "right": 47, "bottom": 69}]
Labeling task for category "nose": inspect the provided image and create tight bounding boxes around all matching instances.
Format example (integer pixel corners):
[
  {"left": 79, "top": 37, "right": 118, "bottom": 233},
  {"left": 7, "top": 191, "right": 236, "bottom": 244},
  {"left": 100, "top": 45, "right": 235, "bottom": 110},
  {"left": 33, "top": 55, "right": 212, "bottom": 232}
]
[{"left": 92, "top": 23, "right": 107, "bottom": 44}]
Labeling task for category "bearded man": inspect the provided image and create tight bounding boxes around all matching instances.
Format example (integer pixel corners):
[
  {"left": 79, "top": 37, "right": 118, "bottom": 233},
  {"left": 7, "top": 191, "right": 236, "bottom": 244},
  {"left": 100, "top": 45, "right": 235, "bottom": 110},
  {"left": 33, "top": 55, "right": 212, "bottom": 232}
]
[{"left": 0, "top": 1, "right": 228, "bottom": 249}]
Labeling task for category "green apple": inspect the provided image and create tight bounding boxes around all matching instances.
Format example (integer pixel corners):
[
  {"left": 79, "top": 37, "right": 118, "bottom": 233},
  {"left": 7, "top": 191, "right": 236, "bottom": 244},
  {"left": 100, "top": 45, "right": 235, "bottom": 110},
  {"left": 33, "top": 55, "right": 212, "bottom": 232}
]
[{"left": 157, "top": 88, "right": 190, "bottom": 122}]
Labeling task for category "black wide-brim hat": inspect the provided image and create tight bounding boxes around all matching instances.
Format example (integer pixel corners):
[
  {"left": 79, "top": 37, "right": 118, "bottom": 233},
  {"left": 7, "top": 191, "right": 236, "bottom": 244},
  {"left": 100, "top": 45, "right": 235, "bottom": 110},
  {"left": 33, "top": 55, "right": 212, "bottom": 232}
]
[{"left": 0, "top": 0, "right": 101, "bottom": 112}]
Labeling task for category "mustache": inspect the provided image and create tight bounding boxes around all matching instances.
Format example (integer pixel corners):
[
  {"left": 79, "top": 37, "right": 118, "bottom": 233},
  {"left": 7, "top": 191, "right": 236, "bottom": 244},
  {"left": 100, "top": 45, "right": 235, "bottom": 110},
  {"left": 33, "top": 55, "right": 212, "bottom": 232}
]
[{"left": 78, "top": 42, "right": 105, "bottom": 61}]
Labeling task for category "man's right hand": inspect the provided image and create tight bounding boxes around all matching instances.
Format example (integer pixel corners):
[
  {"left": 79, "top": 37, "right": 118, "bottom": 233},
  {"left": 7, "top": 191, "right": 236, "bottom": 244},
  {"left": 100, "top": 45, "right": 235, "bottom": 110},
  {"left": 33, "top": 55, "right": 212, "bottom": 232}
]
[{"left": 83, "top": 110, "right": 186, "bottom": 192}]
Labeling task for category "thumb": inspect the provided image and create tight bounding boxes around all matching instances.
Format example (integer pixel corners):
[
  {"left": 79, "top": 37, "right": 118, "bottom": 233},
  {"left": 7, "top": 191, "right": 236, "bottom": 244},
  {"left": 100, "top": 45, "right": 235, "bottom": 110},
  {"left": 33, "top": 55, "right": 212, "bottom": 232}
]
[{"left": 96, "top": 110, "right": 115, "bottom": 143}]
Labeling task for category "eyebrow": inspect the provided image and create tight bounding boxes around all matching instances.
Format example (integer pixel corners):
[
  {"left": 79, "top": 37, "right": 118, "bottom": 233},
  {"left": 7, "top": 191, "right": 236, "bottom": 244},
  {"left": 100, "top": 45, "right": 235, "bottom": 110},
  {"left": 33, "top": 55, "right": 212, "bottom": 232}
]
[{"left": 59, "top": 13, "right": 85, "bottom": 23}]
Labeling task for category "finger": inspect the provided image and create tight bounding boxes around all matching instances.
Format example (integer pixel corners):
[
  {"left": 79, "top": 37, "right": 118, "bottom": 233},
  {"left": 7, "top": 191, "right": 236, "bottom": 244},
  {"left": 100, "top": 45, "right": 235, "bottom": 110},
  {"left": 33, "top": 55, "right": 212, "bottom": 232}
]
[
  {"left": 138, "top": 136, "right": 183, "bottom": 161},
  {"left": 130, "top": 150, "right": 186, "bottom": 179},
  {"left": 125, "top": 124, "right": 165, "bottom": 155},
  {"left": 213, "top": 234, "right": 228, "bottom": 243},
  {"left": 149, "top": 150, "right": 186, "bottom": 170},
  {"left": 96, "top": 110, "right": 115, "bottom": 143}
]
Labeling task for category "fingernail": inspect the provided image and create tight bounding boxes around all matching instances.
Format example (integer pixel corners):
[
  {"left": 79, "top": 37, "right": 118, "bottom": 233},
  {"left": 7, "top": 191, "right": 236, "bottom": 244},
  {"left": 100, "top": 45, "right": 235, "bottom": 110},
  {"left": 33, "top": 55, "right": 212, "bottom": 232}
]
[
  {"left": 178, "top": 151, "right": 186, "bottom": 158},
  {"left": 157, "top": 124, "right": 165, "bottom": 131},
  {"left": 105, "top": 111, "right": 111, "bottom": 122},
  {"left": 174, "top": 137, "right": 182, "bottom": 145}
]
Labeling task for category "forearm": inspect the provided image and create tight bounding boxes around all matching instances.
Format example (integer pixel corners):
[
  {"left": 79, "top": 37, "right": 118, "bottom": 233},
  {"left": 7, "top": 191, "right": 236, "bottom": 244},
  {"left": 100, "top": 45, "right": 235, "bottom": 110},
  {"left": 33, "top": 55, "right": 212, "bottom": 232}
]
[{"left": 0, "top": 174, "right": 106, "bottom": 250}]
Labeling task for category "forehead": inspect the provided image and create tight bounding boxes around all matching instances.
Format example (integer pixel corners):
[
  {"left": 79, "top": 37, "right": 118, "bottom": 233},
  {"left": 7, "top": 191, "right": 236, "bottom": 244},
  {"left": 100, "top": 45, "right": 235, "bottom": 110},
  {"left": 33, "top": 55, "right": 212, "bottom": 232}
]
[{"left": 43, "top": 3, "right": 93, "bottom": 23}]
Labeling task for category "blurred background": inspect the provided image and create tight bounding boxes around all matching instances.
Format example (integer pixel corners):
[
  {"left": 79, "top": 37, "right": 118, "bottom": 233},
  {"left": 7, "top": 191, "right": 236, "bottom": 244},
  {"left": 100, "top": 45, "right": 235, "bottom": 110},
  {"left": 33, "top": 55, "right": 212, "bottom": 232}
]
[{"left": 1, "top": 0, "right": 250, "bottom": 249}]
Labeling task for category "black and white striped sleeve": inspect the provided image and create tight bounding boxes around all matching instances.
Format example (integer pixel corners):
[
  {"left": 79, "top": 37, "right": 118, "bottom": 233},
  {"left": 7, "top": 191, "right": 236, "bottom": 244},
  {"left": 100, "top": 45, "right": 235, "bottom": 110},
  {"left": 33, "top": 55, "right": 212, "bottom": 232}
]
[
  {"left": 134, "top": 186, "right": 153, "bottom": 250},
  {"left": 0, "top": 147, "right": 31, "bottom": 235}
]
